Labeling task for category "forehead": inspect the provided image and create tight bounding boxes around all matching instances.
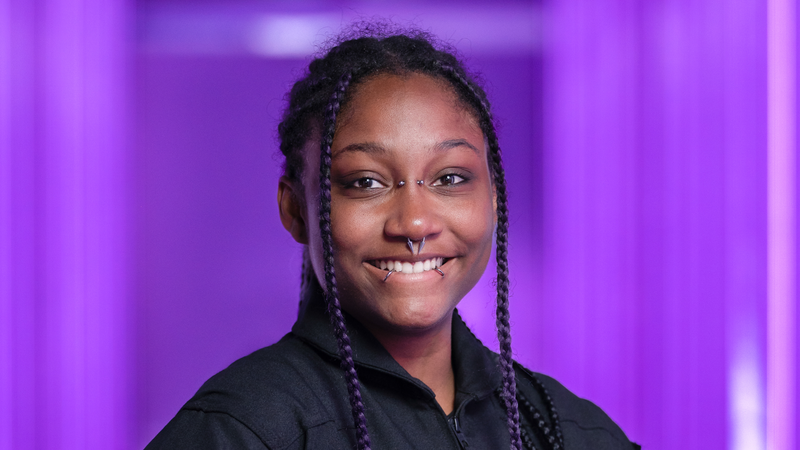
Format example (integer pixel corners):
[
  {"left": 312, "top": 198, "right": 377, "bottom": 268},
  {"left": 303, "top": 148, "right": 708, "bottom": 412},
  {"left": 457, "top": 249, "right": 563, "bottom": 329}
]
[{"left": 333, "top": 73, "right": 483, "bottom": 153}]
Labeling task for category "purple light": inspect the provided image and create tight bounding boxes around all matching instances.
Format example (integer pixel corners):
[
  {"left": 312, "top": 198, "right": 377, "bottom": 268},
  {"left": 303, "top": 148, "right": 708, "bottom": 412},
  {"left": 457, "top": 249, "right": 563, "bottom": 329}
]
[
  {"left": 0, "top": 0, "right": 133, "bottom": 448},
  {"left": 137, "top": 3, "right": 541, "bottom": 57},
  {"left": 766, "top": 0, "right": 797, "bottom": 449}
]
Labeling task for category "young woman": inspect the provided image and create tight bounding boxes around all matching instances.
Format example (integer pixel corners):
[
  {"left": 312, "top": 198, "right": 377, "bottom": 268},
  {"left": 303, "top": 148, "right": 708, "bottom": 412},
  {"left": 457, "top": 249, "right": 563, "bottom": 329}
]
[{"left": 147, "top": 29, "right": 638, "bottom": 450}]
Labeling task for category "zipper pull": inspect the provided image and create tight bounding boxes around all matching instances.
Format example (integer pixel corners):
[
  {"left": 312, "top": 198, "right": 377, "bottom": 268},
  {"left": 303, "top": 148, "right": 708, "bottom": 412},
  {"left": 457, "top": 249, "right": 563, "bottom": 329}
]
[{"left": 451, "top": 417, "right": 469, "bottom": 448}]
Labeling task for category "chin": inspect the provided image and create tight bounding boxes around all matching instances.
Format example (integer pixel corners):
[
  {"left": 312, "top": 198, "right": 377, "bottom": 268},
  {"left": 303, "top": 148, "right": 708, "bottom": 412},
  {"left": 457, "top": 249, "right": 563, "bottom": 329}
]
[{"left": 375, "top": 297, "right": 455, "bottom": 333}]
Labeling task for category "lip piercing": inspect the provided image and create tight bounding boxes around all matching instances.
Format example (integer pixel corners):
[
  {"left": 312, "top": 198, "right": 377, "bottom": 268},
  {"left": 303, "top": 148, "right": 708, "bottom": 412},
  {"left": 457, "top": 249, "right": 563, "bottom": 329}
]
[
  {"left": 406, "top": 236, "right": 425, "bottom": 255},
  {"left": 383, "top": 267, "right": 443, "bottom": 282},
  {"left": 416, "top": 180, "right": 424, "bottom": 185},
  {"left": 398, "top": 180, "right": 406, "bottom": 187}
]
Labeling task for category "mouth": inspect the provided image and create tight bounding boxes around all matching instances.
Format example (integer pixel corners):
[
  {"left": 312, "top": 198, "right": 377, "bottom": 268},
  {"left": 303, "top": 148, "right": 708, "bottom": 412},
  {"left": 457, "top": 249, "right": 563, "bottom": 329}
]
[{"left": 367, "top": 257, "right": 450, "bottom": 274}]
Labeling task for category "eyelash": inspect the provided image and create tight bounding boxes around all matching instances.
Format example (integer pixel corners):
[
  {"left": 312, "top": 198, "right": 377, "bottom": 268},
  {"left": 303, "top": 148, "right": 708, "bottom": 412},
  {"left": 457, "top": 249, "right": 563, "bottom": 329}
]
[
  {"left": 431, "top": 173, "right": 467, "bottom": 187},
  {"left": 348, "top": 177, "right": 386, "bottom": 189}
]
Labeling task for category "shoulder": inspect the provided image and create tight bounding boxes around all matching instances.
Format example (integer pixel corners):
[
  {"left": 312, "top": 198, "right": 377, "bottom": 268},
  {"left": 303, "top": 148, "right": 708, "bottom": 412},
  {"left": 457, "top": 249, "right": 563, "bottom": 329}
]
[
  {"left": 151, "top": 333, "right": 350, "bottom": 450},
  {"left": 514, "top": 365, "right": 635, "bottom": 450}
]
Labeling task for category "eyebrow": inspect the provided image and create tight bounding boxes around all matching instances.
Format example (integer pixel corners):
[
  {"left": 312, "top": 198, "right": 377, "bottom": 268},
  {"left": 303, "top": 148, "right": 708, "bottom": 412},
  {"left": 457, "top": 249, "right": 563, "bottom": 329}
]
[
  {"left": 333, "top": 142, "right": 387, "bottom": 158},
  {"left": 433, "top": 138, "right": 480, "bottom": 155},
  {"left": 333, "top": 138, "right": 480, "bottom": 159}
]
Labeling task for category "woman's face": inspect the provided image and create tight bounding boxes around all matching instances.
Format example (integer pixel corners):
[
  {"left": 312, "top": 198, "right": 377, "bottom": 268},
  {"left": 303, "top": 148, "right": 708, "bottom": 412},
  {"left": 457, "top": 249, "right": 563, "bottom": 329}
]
[{"left": 283, "top": 73, "right": 496, "bottom": 337}]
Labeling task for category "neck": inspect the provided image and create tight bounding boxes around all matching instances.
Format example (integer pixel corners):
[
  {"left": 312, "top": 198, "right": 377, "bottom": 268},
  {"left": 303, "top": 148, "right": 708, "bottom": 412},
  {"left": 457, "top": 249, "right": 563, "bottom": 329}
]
[{"left": 367, "top": 316, "right": 456, "bottom": 415}]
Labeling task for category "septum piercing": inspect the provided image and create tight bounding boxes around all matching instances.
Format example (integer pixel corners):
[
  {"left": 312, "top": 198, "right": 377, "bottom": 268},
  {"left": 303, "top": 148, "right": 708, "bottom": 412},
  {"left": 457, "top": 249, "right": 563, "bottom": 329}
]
[
  {"left": 406, "top": 237, "right": 425, "bottom": 255},
  {"left": 382, "top": 236, "right": 440, "bottom": 282}
]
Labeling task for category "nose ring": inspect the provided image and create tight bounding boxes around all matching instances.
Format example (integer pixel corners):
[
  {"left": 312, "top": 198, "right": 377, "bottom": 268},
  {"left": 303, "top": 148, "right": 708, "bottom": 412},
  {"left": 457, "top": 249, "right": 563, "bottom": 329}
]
[{"left": 407, "top": 237, "right": 425, "bottom": 255}]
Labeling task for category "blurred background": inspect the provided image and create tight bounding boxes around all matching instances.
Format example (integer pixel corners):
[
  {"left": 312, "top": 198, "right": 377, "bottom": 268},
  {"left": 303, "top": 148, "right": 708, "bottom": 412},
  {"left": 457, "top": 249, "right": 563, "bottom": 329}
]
[{"left": 1, "top": 0, "right": 797, "bottom": 449}]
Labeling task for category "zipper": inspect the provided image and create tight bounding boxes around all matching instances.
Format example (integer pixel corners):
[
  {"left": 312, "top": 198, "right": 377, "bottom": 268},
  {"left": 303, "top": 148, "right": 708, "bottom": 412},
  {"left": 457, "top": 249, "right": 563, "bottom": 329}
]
[{"left": 449, "top": 416, "right": 470, "bottom": 449}]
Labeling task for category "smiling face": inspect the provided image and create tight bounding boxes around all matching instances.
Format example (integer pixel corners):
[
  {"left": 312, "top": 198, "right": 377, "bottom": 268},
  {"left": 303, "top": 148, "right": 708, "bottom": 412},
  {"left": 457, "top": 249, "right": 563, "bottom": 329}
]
[{"left": 282, "top": 73, "right": 496, "bottom": 338}]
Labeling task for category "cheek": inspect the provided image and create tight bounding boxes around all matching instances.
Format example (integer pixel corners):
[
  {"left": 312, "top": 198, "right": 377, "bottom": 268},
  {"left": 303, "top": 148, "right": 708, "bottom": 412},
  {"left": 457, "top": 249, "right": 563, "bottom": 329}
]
[
  {"left": 453, "top": 194, "right": 496, "bottom": 247},
  {"left": 329, "top": 202, "right": 381, "bottom": 263}
]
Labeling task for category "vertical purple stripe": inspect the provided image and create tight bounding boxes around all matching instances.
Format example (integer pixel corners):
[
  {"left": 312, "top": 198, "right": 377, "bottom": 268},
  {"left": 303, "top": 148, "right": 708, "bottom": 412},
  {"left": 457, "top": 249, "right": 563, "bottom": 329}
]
[
  {"left": 2, "top": 1, "right": 39, "bottom": 448},
  {"left": 767, "top": 0, "right": 797, "bottom": 449},
  {"left": 1, "top": 0, "right": 132, "bottom": 448},
  {"left": 722, "top": 1, "right": 769, "bottom": 449},
  {"left": 0, "top": 2, "right": 12, "bottom": 448}
]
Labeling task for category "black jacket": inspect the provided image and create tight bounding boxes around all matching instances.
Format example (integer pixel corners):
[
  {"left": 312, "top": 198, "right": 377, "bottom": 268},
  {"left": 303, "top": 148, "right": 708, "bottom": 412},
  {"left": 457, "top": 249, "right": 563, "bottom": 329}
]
[{"left": 147, "top": 291, "right": 636, "bottom": 449}]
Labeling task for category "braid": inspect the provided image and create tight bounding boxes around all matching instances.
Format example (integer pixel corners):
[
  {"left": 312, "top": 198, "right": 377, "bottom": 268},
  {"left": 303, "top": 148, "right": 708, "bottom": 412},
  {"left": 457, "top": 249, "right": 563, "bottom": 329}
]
[
  {"left": 438, "top": 62, "right": 521, "bottom": 450},
  {"left": 318, "top": 71, "right": 372, "bottom": 450}
]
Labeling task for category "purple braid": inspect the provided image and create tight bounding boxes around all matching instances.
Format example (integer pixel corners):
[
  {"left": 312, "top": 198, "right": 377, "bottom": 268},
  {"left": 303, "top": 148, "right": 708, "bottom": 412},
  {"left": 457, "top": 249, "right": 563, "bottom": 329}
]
[
  {"left": 438, "top": 62, "right": 522, "bottom": 450},
  {"left": 318, "top": 71, "right": 372, "bottom": 450}
]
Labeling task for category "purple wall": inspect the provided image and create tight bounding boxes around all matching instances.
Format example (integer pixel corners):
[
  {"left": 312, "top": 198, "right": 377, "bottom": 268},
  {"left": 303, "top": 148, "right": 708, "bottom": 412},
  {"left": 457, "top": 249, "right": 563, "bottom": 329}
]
[
  {"left": 543, "top": 1, "right": 766, "bottom": 448},
  {"left": 2, "top": 1, "right": 798, "bottom": 449},
  {"left": 1, "top": 0, "right": 133, "bottom": 448}
]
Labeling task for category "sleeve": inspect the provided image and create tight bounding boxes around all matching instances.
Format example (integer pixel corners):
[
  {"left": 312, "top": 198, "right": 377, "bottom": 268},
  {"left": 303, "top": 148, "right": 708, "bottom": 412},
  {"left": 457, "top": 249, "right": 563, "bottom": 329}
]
[{"left": 145, "top": 408, "right": 269, "bottom": 450}]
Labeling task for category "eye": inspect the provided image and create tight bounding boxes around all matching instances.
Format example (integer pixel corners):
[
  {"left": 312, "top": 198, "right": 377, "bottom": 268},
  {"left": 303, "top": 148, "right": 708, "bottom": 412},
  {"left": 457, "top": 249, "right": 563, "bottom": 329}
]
[
  {"left": 350, "top": 177, "right": 386, "bottom": 189},
  {"left": 431, "top": 173, "right": 466, "bottom": 186}
]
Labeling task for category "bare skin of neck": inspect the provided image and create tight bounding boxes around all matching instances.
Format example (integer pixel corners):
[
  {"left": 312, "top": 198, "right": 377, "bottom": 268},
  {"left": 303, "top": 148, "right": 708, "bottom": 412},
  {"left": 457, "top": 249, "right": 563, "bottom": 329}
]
[{"left": 367, "top": 315, "right": 456, "bottom": 415}]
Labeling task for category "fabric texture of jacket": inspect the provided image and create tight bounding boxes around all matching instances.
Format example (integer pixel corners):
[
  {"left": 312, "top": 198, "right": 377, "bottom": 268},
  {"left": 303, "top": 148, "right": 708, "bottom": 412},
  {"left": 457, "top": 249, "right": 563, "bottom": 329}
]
[{"left": 147, "top": 289, "right": 637, "bottom": 449}]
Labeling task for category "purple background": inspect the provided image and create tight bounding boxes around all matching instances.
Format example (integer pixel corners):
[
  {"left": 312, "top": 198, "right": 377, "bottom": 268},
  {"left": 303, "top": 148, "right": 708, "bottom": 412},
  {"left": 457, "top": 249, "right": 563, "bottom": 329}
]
[{"left": 1, "top": 0, "right": 798, "bottom": 449}]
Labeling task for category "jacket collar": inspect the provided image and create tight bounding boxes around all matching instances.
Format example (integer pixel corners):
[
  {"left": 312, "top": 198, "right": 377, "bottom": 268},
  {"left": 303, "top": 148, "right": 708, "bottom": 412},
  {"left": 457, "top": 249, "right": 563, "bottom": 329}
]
[{"left": 291, "top": 287, "right": 502, "bottom": 400}]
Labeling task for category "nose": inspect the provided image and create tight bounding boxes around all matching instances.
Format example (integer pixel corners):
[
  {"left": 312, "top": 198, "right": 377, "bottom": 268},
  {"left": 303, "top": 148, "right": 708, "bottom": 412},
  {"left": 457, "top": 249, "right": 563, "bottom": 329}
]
[{"left": 383, "top": 185, "right": 443, "bottom": 242}]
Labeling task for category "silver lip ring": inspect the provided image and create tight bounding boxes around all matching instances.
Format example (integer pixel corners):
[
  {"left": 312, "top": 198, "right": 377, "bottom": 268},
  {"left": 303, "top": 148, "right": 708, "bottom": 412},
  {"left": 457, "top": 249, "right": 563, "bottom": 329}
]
[
  {"left": 398, "top": 180, "right": 406, "bottom": 187},
  {"left": 416, "top": 180, "right": 424, "bottom": 185},
  {"left": 382, "top": 267, "right": 443, "bottom": 281}
]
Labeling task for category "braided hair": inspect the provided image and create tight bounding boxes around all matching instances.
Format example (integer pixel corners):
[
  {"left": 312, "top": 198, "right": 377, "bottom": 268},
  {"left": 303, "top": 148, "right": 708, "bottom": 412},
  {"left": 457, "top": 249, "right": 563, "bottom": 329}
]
[{"left": 278, "top": 27, "right": 527, "bottom": 450}]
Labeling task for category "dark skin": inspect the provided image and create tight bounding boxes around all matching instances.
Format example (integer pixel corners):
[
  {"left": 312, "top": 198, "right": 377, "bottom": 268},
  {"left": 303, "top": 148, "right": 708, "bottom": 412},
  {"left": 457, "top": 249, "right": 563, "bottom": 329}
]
[{"left": 278, "top": 74, "right": 496, "bottom": 414}]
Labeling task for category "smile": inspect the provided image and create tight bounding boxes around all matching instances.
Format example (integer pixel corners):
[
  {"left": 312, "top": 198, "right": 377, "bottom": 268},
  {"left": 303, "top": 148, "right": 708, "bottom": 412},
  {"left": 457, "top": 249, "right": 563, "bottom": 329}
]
[{"left": 367, "top": 257, "right": 447, "bottom": 274}]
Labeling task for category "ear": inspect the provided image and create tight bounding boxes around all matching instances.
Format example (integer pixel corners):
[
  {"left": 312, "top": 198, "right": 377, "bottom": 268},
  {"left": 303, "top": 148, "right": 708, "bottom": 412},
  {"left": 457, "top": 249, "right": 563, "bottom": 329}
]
[{"left": 278, "top": 176, "right": 309, "bottom": 245}]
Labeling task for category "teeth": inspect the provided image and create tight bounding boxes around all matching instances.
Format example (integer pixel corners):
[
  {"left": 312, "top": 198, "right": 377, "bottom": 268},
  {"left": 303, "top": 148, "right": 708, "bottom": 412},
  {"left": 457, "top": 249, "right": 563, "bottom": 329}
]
[{"left": 372, "top": 257, "right": 446, "bottom": 274}]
